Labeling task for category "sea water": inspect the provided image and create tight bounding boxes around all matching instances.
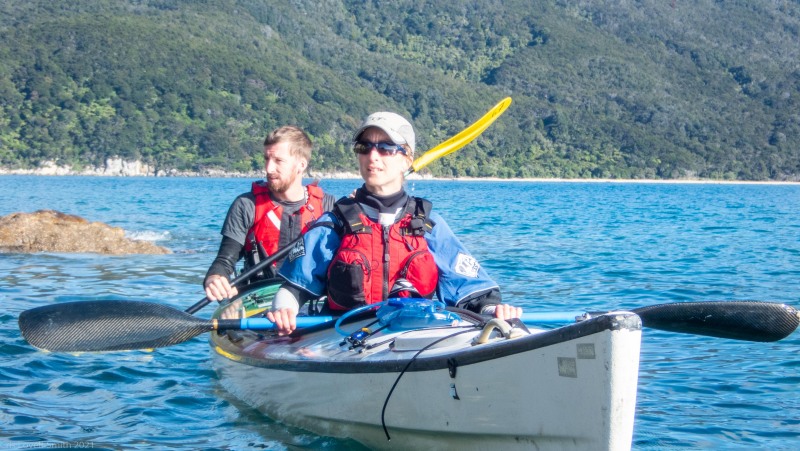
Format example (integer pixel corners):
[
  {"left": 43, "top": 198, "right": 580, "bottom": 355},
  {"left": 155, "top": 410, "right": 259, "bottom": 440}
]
[{"left": 1, "top": 175, "right": 798, "bottom": 450}]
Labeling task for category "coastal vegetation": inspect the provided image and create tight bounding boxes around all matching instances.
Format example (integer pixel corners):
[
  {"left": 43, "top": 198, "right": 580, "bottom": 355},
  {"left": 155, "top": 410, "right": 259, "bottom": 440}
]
[{"left": 1, "top": 0, "right": 799, "bottom": 180}]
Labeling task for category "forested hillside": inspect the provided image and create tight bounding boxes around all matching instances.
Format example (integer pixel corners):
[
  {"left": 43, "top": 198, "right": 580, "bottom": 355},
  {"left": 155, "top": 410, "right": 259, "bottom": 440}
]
[{"left": 1, "top": 0, "right": 799, "bottom": 180}]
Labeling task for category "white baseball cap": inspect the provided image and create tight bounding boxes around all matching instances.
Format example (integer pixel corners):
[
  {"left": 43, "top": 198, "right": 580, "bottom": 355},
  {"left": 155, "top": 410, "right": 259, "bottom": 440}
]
[{"left": 353, "top": 112, "right": 416, "bottom": 154}]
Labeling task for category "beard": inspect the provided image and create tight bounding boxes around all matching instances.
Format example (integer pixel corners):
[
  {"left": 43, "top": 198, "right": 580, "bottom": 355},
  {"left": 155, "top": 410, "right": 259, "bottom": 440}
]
[{"left": 267, "top": 170, "right": 299, "bottom": 194}]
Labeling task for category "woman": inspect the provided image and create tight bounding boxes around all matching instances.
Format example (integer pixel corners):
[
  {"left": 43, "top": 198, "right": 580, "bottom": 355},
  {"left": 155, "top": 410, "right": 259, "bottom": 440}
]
[{"left": 268, "top": 112, "right": 522, "bottom": 334}]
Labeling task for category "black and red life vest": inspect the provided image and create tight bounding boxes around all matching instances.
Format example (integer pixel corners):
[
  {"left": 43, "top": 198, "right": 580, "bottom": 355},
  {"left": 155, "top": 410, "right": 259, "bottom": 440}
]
[
  {"left": 326, "top": 197, "right": 438, "bottom": 311},
  {"left": 244, "top": 181, "right": 325, "bottom": 264}
]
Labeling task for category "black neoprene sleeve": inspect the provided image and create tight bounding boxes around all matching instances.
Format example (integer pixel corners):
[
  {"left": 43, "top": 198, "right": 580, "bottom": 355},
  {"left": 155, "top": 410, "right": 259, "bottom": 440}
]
[
  {"left": 454, "top": 288, "right": 503, "bottom": 314},
  {"left": 204, "top": 236, "right": 243, "bottom": 284}
]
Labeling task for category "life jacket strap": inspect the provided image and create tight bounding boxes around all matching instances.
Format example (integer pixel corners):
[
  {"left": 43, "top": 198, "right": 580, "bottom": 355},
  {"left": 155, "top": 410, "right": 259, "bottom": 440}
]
[
  {"left": 332, "top": 197, "right": 368, "bottom": 235},
  {"left": 333, "top": 196, "right": 434, "bottom": 236},
  {"left": 403, "top": 197, "right": 434, "bottom": 236}
]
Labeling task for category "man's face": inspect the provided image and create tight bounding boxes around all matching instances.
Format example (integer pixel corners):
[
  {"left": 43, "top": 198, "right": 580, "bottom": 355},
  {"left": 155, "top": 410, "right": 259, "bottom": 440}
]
[{"left": 264, "top": 141, "right": 305, "bottom": 194}]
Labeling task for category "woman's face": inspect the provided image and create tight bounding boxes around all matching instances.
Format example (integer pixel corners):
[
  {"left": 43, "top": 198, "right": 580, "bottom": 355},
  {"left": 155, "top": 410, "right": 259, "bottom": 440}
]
[{"left": 356, "top": 127, "right": 411, "bottom": 195}]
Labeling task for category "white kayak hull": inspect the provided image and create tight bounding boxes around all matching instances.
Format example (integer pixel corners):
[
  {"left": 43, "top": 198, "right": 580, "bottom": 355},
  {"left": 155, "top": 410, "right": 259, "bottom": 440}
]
[{"left": 211, "top": 312, "right": 641, "bottom": 450}]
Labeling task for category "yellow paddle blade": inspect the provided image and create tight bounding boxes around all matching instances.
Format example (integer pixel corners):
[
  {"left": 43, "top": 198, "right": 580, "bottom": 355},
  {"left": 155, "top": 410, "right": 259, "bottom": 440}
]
[{"left": 407, "top": 97, "right": 512, "bottom": 176}]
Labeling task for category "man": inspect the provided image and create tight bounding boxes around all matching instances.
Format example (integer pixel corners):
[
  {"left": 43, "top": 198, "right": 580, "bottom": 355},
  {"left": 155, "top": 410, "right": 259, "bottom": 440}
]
[
  {"left": 204, "top": 125, "right": 336, "bottom": 302},
  {"left": 267, "top": 112, "right": 522, "bottom": 334}
]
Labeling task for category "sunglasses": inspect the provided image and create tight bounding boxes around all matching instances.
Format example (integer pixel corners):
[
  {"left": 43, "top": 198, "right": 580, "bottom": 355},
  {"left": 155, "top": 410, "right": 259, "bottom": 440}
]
[{"left": 353, "top": 141, "right": 407, "bottom": 156}]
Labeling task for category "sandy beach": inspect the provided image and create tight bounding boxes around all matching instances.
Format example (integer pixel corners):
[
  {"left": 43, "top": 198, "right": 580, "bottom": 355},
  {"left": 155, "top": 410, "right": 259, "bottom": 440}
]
[{"left": 2, "top": 166, "right": 797, "bottom": 185}]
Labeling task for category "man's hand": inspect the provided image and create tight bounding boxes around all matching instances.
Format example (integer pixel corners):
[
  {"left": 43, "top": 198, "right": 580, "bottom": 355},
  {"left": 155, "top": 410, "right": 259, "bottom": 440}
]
[{"left": 204, "top": 274, "right": 239, "bottom": 302}]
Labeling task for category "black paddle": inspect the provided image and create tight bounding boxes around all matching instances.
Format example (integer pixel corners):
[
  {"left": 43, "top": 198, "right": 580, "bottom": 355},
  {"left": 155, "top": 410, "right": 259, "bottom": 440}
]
[
  {"left": 18, "top": 300, "right": 799, "bottom": 352},
  {"left": 15, "top": 234, "right": 303, "bottom": 353},
  {"left": 521, "top": 301, "right": 800, "bottom": 342},
  {"left": 184, "top": 235, "right": 301, "bottom": 314},
  {"left": 18, "top": 299, "right": 331, "bottom": 352},
  {"left": 623, "top": 301, "right": 799, "bottom": 342}
]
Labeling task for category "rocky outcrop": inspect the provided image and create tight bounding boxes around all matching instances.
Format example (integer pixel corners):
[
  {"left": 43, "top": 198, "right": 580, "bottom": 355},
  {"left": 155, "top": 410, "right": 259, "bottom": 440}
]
[
  {"left": 0, "top": 210, "right": 171, "bottom": 255},
  {"left": 102, "top": 158, "right": 153, "bottom": 176}
]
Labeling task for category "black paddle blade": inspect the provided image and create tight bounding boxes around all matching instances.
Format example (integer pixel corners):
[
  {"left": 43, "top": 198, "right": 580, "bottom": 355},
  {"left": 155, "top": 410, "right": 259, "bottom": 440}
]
[
  {"left": 634, "top": 301, "right": 800, "bottom": 342},
  {"left": 19, "top": 300, "right": 214, "bottom": 352}
]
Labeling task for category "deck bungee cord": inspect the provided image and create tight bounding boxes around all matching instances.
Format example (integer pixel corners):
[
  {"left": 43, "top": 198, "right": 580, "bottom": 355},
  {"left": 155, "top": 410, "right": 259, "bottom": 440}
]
[{"left": 330, "top": 297, "right": 534, "bottom": 441}]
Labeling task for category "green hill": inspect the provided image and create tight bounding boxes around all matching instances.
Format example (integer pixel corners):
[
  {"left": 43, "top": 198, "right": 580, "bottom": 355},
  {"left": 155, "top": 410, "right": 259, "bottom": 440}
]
[{"left": 1, "top": 0, "right": 798, "bottom": 180}]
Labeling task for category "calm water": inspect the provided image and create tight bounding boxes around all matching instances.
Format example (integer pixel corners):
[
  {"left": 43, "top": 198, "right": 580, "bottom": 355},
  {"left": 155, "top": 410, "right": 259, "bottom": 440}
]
[{"left": 1, "top": 175, "right": 799, "bottom": 450}]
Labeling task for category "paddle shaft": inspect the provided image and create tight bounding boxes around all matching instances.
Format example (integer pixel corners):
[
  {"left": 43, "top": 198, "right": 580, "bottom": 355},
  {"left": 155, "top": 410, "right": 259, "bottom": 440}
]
[
  {"left": 220, "top": 316, "right": 335, "bottom": 331},
  {"left": 185, "top": 235, "right": 301, "bottom": 314},
  {"left": 212, "top": 301, "right": 800, "bottom": 340},
  {"left": 227, "top": 301, "right": 798, "bottom": 342},
  {"left": 19, "top": 299, "right": 799, "bottom": 352}
]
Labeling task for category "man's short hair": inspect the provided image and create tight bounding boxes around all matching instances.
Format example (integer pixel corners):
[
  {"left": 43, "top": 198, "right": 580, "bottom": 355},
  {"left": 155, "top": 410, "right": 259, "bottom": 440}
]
[{"left": 264, "top": 126, "right": 313, "bottom": 163}]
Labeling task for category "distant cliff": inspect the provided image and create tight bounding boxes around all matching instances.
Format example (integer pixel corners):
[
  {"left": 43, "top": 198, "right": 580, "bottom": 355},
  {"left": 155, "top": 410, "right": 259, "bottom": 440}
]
[{"left": 0, "top": 158, "right": 260, "bottom": 178}]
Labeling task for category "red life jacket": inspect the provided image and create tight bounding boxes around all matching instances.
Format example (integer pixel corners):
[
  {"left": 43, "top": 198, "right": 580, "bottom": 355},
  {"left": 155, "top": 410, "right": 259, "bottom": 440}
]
[
  {"left": 326, "top": 197, "right": 438, "bottom": 311},
  {"left": 244, "top": 181, "right": 325, "bottom": 261}
]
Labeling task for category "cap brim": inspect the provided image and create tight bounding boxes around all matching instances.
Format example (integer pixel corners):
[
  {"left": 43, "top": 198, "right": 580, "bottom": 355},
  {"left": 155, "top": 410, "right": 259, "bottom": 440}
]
[{"left": 353, "top": 125, "right": 407, "bottom": 146}]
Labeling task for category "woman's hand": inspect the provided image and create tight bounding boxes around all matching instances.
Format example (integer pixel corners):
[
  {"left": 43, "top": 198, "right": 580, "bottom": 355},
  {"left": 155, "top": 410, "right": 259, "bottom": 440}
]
[
  {"left": 493, "top": 303, "right": 523, "bottom": 320},
  {"left": 267, "top": 307, "right": 299, "bottom": 335}
]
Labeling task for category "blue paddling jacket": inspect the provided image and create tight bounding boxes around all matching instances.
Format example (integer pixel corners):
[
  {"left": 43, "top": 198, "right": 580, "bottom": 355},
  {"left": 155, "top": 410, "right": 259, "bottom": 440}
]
[{"left": 278, "top": 203, "right": 501, "bottom": 313}]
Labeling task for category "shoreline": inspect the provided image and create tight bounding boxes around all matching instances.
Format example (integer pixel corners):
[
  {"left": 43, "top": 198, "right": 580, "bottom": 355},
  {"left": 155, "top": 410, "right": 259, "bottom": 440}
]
[
  {"left": 417, "top": 176, "right": 800, "bottom": 185},
  {"left": 1, "top": 167, "right": 797, "bottom": 185}
]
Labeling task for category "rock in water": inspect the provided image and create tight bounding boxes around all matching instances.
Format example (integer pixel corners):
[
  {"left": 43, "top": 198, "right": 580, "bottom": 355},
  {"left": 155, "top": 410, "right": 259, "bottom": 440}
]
[{"left": 0, "top": 210, "right": 171, "bottom": 254}]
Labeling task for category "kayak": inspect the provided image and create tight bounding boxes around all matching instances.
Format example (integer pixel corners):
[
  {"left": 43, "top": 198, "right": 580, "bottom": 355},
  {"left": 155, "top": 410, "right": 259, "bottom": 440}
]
[
  {"left": 15, "top": 271, "right": 796, "bottom": 450},
  {"left": 209, "top": 282, "right": 642, "bottom": 450}
]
